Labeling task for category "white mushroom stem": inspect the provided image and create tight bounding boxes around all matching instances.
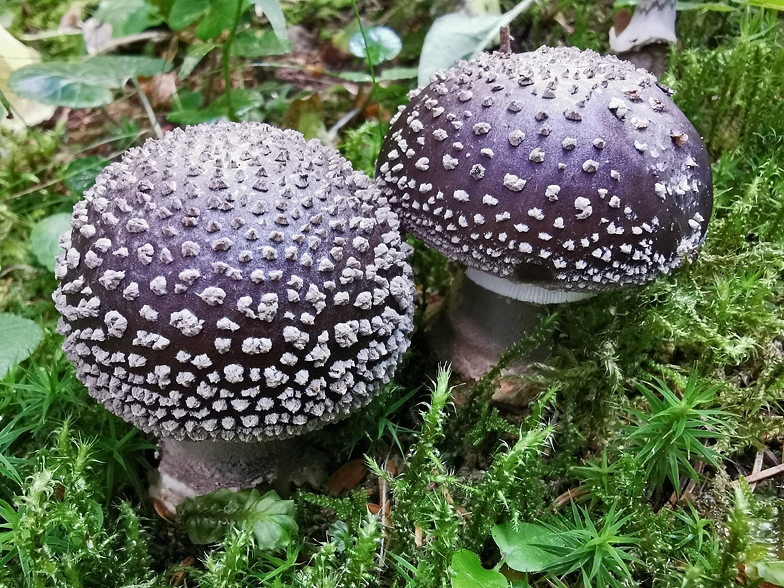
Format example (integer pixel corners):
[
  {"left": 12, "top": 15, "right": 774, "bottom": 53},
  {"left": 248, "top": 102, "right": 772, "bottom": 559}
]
[
  {"left": 429, "top": 270, "right": 593, "bottom": 394},
  {"left": 609, "top": 0, "right": 677, "bottom": 54},
  {"left": 150, "top": 437, "right": 323, "bottom": 512}
]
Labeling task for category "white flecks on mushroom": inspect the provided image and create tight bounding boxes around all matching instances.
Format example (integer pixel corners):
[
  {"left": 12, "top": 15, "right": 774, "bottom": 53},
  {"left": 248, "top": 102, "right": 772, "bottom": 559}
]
[
  {"left": 529, "top": 148, "right": 545, "bottom": 163},
  {"left": 170, "top": 309, "right": 204, "bottom": 336},
  {"left": 574, "top": 197, "right": 593, "bottom": 219},
  {"left": 503, "top": 174, "right": 526, "bottom": 192}
]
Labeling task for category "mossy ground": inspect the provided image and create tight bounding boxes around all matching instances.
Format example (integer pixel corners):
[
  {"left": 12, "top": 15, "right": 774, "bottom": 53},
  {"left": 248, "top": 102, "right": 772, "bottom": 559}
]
[{"left": 2, "top": 2, "right": 784, "bottom": 587}]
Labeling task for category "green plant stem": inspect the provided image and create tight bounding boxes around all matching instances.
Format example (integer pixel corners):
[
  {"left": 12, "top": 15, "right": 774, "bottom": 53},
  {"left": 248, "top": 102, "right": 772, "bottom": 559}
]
[
  {"left": 223, "top": 0, "right": 246, "bottom": 123},
  {"left": 350, "top": 0, "right": 383, "bottom": 144},
  {"left": 131, "top": 77, "right": 162, "bottom": 139}
]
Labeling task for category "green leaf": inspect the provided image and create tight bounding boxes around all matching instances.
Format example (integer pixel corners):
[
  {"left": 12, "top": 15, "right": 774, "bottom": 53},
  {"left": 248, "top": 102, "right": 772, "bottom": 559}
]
[
  {"left": 745, "top": 0, "right": 784, "bottom": 9},
  {"left": 180, "top": 488, "right": 297, "bottom": 549},
  {"left": 168, "top": 88, "right": 262, "bottom": 124},
  {"left": 195, "top": 0, "right": 246, "bottom": 41},
  {"left": 179, "top": 43, "right": 217, "bottom": 79},
  {"left": 492, "top": 523, "right": 563, "bottom": 573},
  {"left": 87, "top": 56, "right": 173, "bottom": 83},
  {"left": 60, "top": 156, "right": 107, "bottom": 196},
  {"left": 338, "top": 67, "right": 418, "bottom": 83},
  {"left": 93, "top": 0, "right": 163, "bottom": 37},
  {"left": 251, "top": 0, "right": 288, "bottom": 42},
  {"left": 451, "top": 550, "right": 507, "bottom": 588},
  {"left": 8, "top": 57, "right": 172, "bottom": 108},
  {"left": 348, "top": 26, "right": 402, "bottom": 64},
  {"left": 0, "top": 314, "right": 43, "bottom": 377},
  {"left": 281, "top": 93, "right": 326, "bottom": 142},
  {"left": 417, "top": 0, "right": 536, "bottom": 86},
  {"left": 233, "top": 29, "right": 292, "bottom": 58},
  {"left": 29, "top": 213, "right": 72, "bottom": 272},
  {"left": 8, "top": 63, "right": 115, "bottom": 108},
  {"left": 747, "top": 560, "right": 784, "bottom": 584},
  {"left": 172, "top": 88, "right": 204, "bottom": 113},
  {"left": 168, "top": 0, "right": 211, "bottom": 30}
]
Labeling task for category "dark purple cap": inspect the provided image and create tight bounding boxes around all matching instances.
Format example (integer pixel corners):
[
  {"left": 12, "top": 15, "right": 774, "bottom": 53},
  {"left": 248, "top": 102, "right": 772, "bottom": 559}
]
[
  {"left": 54, "top": 122, "right": 415, "bottom": 442},
  {"left": 376, "top": 46, "right": 712, "bottom": 301}
]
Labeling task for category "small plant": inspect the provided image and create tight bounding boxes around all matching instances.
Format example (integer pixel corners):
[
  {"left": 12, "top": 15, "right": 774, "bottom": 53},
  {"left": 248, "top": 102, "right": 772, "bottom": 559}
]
[
  {"left": 179, "top": 488, "right": 297, "bottom": 549},
  {"left": 544, "top": 502, "right": 639, "bottom": 588},
  {"left": 624, "top": 371, "right": 729, "bottom": 493}
]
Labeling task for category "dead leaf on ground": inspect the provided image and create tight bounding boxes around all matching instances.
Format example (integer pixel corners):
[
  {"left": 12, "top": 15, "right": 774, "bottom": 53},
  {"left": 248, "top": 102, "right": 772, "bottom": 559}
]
[
  {"left": 327, "top": 458, "right": 368, "bottom": 494},
  {"left": 282, "top": 93, "right": 330, "bottom": 144},
  {"left": 169, "top": 557, "right": 195, "bottom": 587},
  {"left": 59, "top": 3, "right": 82, "bottom": 31},
  {"left": 152, "top": 497, "right": 176, "bottom": 523},
  {"left": 0, "top": 25, "right": 57, "bottom": 131},
  {"left": 141, "top": 72, "right": 178, "bottom": 108},
  {"left": 82, "top": 18, "right": 114, "bottom": 55}
]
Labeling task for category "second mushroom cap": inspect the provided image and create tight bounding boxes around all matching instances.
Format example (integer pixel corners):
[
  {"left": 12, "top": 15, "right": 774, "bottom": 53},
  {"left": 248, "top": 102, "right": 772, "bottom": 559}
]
[{"left": 376, "top": 46, "right": 713, "bottom": 298}]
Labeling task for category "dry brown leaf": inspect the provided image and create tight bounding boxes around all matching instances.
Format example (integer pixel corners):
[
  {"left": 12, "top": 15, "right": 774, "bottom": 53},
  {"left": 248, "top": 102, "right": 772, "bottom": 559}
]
[
  {"left": 0, "top": 25, "right": 56, "bottom": 130},
  {"left": 59, "top": 3, "right": 82, "bottom": 31},
  {"left": 152, "top": 497, "right": 175, "bottom": 523},
  {"left": 327, "top": 458, "right": 368, "bottom": 494},
  {"left": 143, "top": 72, "right": 178, "bottom": 108}
]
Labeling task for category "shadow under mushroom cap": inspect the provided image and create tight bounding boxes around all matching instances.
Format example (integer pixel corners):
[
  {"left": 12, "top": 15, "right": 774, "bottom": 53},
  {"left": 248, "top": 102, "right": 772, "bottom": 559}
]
[
  {"left": 376, "top": 46, "right": 713, "bottom": 294},
  {"left": 53, "top": 122, "right": 416, "bottom": 443}
]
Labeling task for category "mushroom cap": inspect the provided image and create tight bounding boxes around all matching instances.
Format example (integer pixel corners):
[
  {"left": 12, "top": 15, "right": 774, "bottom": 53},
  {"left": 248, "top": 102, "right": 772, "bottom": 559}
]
[
  {"left": 375, "top": 46, "right": 712, "bottom": 294},
  {"left": 53, "top": 122, "right": 415, "bottom": 442}
]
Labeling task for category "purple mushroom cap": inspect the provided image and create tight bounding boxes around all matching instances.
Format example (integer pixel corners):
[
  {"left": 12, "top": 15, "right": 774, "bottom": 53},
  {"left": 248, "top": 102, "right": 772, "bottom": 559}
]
[
  {"left": 375, "top": 46, "right": 713, "bottom": 297},
  {"left": 53, "top": 122, "right": 415, "bottom": 443}
]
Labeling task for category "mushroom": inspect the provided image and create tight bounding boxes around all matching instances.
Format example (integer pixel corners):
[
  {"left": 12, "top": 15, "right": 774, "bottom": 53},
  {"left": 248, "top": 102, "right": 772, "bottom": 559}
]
[
  {"left": 53, "top": 122, "right": 416, "bottom": 508},
  {"left": 375, "top": 46, "right": 712, "bottom": 391},
  {"left": 610, "top": 0, "right": 678, "bottom": 77}
]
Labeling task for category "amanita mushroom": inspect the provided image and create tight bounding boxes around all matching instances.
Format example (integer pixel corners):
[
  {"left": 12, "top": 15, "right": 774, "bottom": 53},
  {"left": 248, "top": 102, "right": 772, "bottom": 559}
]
[
  {"left": 610, "top": 0, "right": 678, "bottom": 77},
  {"left": 375, "top": 46, "right": 712, "bottom": 386},
  {"left": 53, "top": 122, "right": 416, "bottom": 508}
]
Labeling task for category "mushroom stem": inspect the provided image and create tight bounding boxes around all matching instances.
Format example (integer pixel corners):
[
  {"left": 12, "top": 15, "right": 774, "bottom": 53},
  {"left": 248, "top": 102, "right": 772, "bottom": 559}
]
[
  {"left": 500, "top": 26, "right": 512, "bottom": 55},
  {"left": 151, "top": 436, "right": 322, "bottom": 511},
  {"left": 429, "top": 271, "right": 548, "bottom": 383}
]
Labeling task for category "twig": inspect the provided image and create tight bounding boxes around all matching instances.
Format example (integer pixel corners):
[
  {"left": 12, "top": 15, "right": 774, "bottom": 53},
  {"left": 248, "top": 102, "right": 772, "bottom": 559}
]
[
  {"left": 94, "top": 32, "right": 169, "bottom": 54},
  {"left": 326, "top": 108, "right": 362, "bottom": 144},
  {"left": 131, "top": 77, "right": 162, "bottom": 139},
  {"left": 553, "top": 485, "right": 589, "bottom": 510},
  {"left": 745, "top": 462, "right": 784, "bottom": 484},
  {"left": 668, "top": 461, "right": 706, "bottom": 507},
  {"left": 0, "top": 264, "right": 39, "bottom": 279},
  {"left": 500, "top": 26, "right": 512, "bottom": 54},
  {"left": 749, "top": 451, "right": 765, "bottom": 491}
]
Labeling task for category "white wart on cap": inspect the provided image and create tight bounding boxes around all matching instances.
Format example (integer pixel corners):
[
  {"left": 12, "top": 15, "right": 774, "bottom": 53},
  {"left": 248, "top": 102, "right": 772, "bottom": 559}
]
[
  {"left": 53, "top": 122, "right": 415, "bottom": 442},
  {"left": 375, "top": 46, "right": 713, "bottom": 297}
]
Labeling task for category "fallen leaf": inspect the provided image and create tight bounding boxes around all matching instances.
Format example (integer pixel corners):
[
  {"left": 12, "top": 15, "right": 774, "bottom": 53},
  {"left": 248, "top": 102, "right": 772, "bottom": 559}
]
[
  {"left": 281, "top": 93, "right": 329, "bottom": 144},
  {"left": 0, "top": 25, "right": 56, "bottom": 130},
  {"left": 415, "top": 525, "right": 424, "bottom": 546},
  {"left": 328, "top": 458, "right": 368, "bottom": 494},
  {"left": 169, "top": 557, "right": 195, "bottom": 587},
  {"left": 144, "top": 72, "right": 178, "bottom": 108},
  {"left": 152, "top": 497, "right": 175, "bottom": 522},
  {"left": 82, "top": 18, "right": 114, "bottom": 55},
  {"left": 59, "top": 3, "right": 82, "bottom": 31}
]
